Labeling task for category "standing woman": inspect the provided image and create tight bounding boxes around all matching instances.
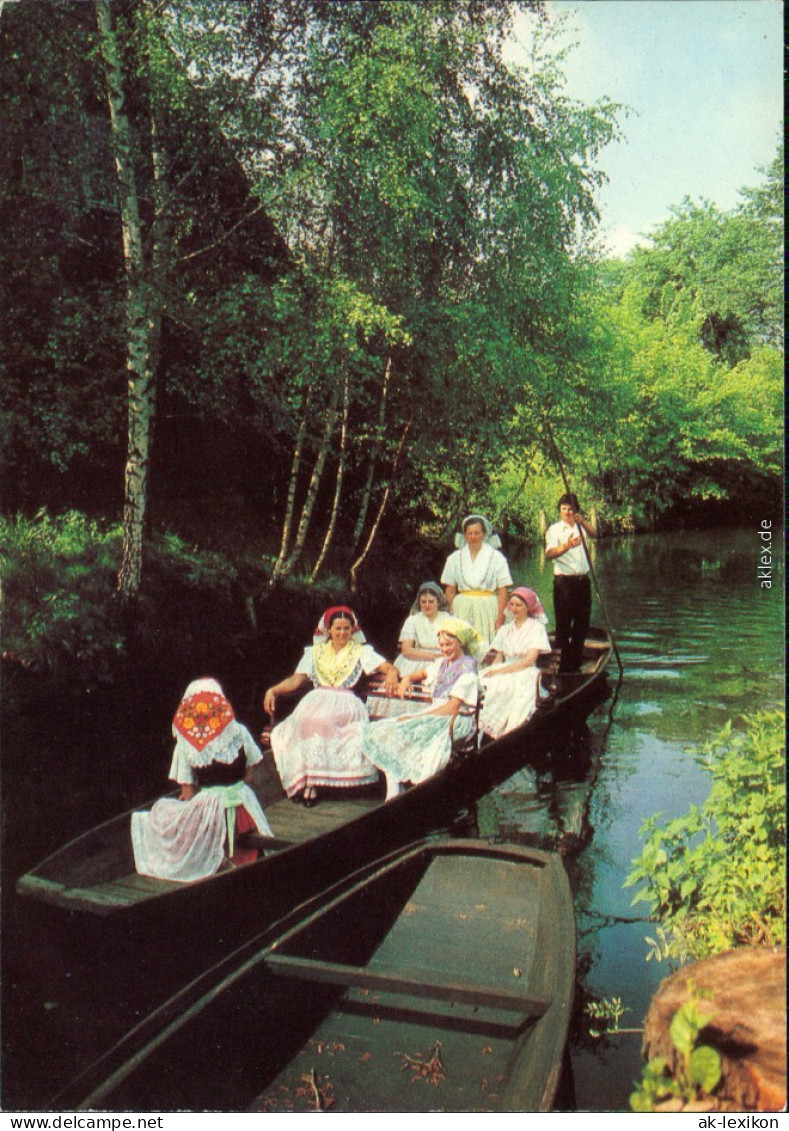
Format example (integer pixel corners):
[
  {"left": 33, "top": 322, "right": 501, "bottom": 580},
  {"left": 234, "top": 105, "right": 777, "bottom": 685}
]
[
  {"left": 263, "top": 606, "right": 399, "bottom": 806},
  {"left": 544, "top": 493, "right": 597, "bottom": 673},
  {"left": 441, "top": 514, "right": 513, "bottom": 648},
  {"left": 480, "top": 587, "right": 553, "bottom": 741},
  {"left": 362, "top": 618, "right": 482, "bottom": 800}
]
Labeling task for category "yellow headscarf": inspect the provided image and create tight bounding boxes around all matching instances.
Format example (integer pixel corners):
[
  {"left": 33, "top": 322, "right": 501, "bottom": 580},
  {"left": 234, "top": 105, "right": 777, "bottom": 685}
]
[{"left": 438, "top": 617, "right": 484, "bottom": 657}]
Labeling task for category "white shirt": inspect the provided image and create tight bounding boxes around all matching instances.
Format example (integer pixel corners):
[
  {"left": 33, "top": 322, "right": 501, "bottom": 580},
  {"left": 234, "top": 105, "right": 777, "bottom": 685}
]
[
  {"left": 440, "top": 544, "right": 513, "bottom": 591},
  {"left": 545, "top": 520, "right": 590, "bottom": 577}
]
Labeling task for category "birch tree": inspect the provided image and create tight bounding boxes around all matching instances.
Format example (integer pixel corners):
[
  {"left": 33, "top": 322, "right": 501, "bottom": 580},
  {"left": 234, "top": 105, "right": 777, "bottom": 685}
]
[{"left": 95, "top": 0, "right": 160, "bottom": 601}]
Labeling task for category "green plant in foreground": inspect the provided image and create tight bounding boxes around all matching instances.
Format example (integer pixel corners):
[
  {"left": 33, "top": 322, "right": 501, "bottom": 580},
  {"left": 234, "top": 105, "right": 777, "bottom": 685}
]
[
  {"left": 584, "top": 996, "right": 627, "bottom": 1038},
  {"left": 630, "top": 986, "right": 722, "bottom": 1111},
  {"left": 624, "top": 710, "right": 786, "bottom": 960}
]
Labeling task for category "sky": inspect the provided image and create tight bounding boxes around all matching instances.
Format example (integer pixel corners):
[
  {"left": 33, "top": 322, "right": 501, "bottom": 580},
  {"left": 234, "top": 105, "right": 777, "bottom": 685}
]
[{"left": 508, "top": 0, "right": 784, "bottom": 256}]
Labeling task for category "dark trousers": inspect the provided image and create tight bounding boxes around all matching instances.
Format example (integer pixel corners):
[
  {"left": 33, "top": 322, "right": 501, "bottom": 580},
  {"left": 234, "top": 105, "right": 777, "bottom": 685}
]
[{"left": 553, "top": 574, "right": 592, "bottom": 673}]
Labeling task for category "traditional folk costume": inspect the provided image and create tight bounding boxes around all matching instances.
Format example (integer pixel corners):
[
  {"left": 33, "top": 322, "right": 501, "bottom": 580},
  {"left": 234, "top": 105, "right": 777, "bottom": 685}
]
[
  {"left": 368, "top": 582, "right": 453, "bottom": 720},
  {"left": 441, "top": 515, "right": 513, "bottom": 648},
  {"left": 363, "top": 618, "right": 482, "bottom": 797},
  {"left": 132, "top": 679, "right": 273, "bottom": 883},
  {"left": 270, "top": 607, "right": 383, "bottom": 798},
  {"left": 480, "top": 588, "right": 552, "bottom": 741}
]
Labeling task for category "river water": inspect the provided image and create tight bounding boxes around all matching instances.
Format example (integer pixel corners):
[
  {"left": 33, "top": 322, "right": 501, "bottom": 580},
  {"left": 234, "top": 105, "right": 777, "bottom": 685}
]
[
  {"left": 1, "top": 526, "right": 783, "bottom": 1112},
  {"left": 499, "top": 525, "right": 784, "bottom": 1111}
]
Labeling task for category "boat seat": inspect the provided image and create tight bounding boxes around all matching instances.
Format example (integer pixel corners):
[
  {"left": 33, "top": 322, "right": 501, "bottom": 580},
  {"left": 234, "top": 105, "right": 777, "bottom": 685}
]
[
  {"left": 363, "top": 674, "right": 432, "bottom": 705},
  {"left": 265, "top": 952, "right": 551, "bottom": 1023}
]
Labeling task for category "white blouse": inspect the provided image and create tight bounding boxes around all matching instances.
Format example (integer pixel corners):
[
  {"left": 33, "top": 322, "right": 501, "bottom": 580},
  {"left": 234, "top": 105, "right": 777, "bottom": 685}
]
[
  {"left": 488, "top": 618, "right": 552, "bottom": 660},
  {"left": 398, "top": 610, "right": 453, "bottom": 647},
  {"left": 440, "top": 544, "right": 513, "bottom": 591}
]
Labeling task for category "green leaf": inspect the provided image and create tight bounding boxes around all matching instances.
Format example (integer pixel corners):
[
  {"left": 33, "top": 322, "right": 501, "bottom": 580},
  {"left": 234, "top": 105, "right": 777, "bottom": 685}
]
[
  {"left": 668, "top": 1004, "right": 696, "bottom": 1054},
  {"left": 689, "top": 1045, "right": 722, "bottom": 1093}
]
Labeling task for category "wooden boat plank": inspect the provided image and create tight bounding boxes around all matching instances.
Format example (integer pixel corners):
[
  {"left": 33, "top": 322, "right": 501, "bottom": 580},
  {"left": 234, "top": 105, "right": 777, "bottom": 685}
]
[
  {"left": 262, "top": 794, "right": 381, "bottom": 844},
  {"left": 100, "top": 873, "right": 184, "bottom": 897},
  {"left": 367, "top": 855, "right": 543, "bottom": 993},
  {"left": 251, "top": 1002, "right": 522, "bottom": 1112},
  {"left": 340, "top": 988, "right": 532, "bottom": 1039},
  {"left": 265, "top": 953, "right": 550, "bottom": 1016}
]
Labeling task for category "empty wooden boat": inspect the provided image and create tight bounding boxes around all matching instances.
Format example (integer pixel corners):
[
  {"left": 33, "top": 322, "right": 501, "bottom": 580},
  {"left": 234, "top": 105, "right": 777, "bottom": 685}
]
[{"left": 52, "top": 837, "right": 576, "bottom": 1112}]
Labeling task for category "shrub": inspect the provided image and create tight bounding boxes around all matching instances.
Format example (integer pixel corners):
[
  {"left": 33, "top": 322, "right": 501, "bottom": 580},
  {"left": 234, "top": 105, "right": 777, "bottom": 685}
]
[
  {"left": 0, "top": 509, "right": 123, "bottom": 678},
  {"left": 624, "top": 710, "right": 786, "bottom": 960}
]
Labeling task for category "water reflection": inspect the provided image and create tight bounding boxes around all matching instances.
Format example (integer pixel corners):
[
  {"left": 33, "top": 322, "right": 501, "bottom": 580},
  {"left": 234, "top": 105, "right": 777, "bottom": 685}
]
[{"left": 479, "top": 721, "right": 598, "bottom": 856}]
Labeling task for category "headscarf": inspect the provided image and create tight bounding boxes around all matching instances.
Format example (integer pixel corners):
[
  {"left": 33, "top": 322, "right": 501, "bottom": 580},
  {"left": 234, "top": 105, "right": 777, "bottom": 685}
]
[
  {"left": 312, "top": 606, "right": 366, "bottom": 687},
  {"left": 172, "top": 678, "right": 239, "bottom": 762},
  {"left": 437, "top": 617, "right": 484, "bottom": 658},
  {"left": 313, "top": 605, "right": 367, "bottom": 643},
  {"left": 409, "top": 581, "right": 448, "bottom": 615},
  {"left": 509, "top": 586, "right": 547, "bottom": 621},
  {"left": 454, "top": 513, "right": 502, "bottom": 550}
]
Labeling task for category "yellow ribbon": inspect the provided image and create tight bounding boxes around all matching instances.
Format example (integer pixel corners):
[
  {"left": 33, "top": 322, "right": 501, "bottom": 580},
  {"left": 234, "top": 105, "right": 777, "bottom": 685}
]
[{"left": 457, "top": 589, "right": 495, "bottom": 597}]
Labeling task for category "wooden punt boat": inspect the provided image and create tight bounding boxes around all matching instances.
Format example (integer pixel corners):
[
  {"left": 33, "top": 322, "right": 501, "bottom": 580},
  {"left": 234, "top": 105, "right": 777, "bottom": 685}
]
[
  {"left": 51, "top": 837, "right": 576, "bottom": 1112},
  {"left": 16, "top": 630, "right": 611, "bottom": 945}
]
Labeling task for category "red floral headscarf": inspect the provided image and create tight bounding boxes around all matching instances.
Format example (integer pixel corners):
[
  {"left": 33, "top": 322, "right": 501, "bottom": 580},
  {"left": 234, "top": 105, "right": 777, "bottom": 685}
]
[{"left": 172, "top": 678, "right": 235, "bottom": 752}]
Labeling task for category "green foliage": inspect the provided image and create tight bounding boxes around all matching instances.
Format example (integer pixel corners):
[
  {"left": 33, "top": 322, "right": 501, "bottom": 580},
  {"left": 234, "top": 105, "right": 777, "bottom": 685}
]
[
  {"left": 0, "top": 510, "right": 123, "bottom": 679},
  {"left": 584, "top": 996, "right": 628, "bottom": 1039},
  {"left": 1, "top": 1, "right": 782, "bottom": 577},
  {"left": 624, "top": 711, "right": 786, "bottom": 960},
  {"left": 630, "top": 986, "right": 722, "bottom": 1112},
  {"left": 0, "top": 509, "right": 268, "bottom": 682}
]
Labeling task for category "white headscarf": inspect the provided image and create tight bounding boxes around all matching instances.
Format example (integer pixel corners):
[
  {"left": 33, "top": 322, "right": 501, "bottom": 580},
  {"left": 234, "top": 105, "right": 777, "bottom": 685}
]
[{"left": 454, "top": 513, "right": 502, "bottom": 550}]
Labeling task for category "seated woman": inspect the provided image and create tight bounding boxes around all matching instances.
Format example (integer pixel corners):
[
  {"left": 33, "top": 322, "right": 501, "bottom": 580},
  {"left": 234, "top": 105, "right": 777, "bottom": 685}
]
[
  {"left": 479, "top": 587, "right": 552, "bottom": 741},
  {"left": 367, "top": 581, "right": 453, "bottom": 720},
  {"left": 362, "top": 617, "right": 482, "bottom": 800},
  {"left": 263, "top": 606, "right": 399, "bottom": 807},
  {"left": 132, "top": 678, "right": 274, "bottom": 883}
]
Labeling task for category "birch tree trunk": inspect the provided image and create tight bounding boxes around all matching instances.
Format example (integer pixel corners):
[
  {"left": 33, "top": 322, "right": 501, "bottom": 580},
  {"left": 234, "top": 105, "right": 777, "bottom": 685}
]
[
  {"left": 350, "top": 416, "right": 412, "bottom": 596},
  {"left": 310, "top": 372, "right": 350, "bottom": 582},
  {"left": 96, "top": 0, "right": 160, "bottom": 602},
  {"left": 351, "top": 355, "right": 392, "bottom": 551},
  {"left": 272, "top": 379, "right": 342, "bottom": 585},
  {"left": 270, "top": 380, "right": 313, "bottom": 585}
]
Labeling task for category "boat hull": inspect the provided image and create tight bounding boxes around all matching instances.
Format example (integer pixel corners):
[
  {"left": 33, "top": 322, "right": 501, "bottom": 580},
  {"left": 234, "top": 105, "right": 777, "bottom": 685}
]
[{"left": 53, "top": 838, "right": 576, "bottom": 1113}]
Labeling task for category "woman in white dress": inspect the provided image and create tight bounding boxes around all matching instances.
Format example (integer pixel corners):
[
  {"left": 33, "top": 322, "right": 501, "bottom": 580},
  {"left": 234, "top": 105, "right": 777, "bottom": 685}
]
[
  {"left": 362, "top": 617, "right": 482, "bottom": 800},
  {"left": 441, "top": 514, "right": 513, "bottom": 648},
  {"left": 263, "top": 606, "right": 399, "bottom": 806},
  {"left": 480, "top": 587, "right": 552, "bottom": 741},
  {"left": 132, "top": 678, "right": 274, "bottom": 883},
  {"left": 368, "top": 582, "right": 453, "bottom": 720}
]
